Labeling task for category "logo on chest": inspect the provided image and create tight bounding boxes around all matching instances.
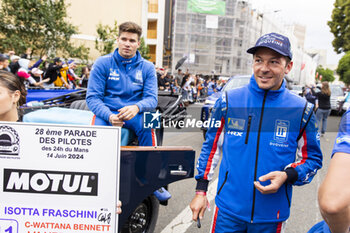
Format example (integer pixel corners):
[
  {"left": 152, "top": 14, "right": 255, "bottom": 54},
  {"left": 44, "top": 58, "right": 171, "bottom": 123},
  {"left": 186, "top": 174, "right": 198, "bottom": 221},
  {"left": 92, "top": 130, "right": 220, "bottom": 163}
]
[
  {"left": 227, "top": 118, "right": 245, "bottom": 131},
  {"left": 108, "top": 68, "right": 120, "bottom": 81},
  {"left": 133, "top": 70, "right": 143, "bottom": 85},
  {"left": 274, "top": 120, "right": 290, "bottom": 143}
]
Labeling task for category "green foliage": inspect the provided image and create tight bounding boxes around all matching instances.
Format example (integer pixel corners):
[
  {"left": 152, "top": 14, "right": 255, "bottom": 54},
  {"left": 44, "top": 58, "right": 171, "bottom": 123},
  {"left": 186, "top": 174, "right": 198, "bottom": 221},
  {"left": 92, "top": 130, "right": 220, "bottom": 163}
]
[
  {"left": 316, "top": 66, "right": 335, "bottom": 82},
  {"left": 139, "top": 37, "right": 151, "bottom": 60},
  {"left": 95, "top": 20, "right": 118, "bottom": 55},
  {"left": 328, "top": 0, "right": 350, "bottom": 54},
  {"left": 0, "top": 0, "right": 89, "bottom": 60},
  {"left": 337, "top": 52, "right": 350, "bottom": 85}
]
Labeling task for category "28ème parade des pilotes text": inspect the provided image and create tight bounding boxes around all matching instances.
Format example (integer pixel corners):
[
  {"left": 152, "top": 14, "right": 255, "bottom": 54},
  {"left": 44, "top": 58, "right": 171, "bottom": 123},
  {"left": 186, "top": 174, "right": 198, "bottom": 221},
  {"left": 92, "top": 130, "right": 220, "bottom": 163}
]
[{"left": 35, "top": 128, "right": 97, "bottom": 160}]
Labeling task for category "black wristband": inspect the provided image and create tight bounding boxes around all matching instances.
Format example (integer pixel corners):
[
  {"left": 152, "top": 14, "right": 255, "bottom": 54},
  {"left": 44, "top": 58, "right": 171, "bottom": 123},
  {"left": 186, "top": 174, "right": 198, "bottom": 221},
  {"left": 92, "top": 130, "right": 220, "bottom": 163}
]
[
  {"left": 195, "top": 179, "right": 209, "bottom": 192},
  {"left": 284, "top": 167, "right": 298, "bottom": 184}
]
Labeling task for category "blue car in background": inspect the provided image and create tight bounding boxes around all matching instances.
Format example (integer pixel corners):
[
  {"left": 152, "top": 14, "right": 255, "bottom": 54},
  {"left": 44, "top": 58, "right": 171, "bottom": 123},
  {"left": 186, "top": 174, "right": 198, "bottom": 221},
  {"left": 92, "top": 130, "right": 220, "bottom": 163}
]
[{"left": 200, "top": 75, "right": 251, "bottom": 138}]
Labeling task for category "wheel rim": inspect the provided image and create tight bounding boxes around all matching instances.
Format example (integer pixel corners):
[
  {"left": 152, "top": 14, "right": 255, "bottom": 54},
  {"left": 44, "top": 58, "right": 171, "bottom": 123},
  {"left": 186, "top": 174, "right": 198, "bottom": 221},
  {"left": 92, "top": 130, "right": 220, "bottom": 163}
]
[{"left": 128, "top": 199, "right": 152, "bottom": 233}]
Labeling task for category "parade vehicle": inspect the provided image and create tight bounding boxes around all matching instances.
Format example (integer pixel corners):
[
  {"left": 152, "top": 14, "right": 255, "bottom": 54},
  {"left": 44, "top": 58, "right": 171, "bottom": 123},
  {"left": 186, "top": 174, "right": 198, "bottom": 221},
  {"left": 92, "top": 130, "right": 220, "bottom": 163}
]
[
  {"left": 200, "top": 75, "right": 250, "bottom": 138},
  {"left": 329, "top": 84, "right": 345, "bottom": 115},
  {"left": 22, "top": 89, "right": 193, "bottom": 233}
]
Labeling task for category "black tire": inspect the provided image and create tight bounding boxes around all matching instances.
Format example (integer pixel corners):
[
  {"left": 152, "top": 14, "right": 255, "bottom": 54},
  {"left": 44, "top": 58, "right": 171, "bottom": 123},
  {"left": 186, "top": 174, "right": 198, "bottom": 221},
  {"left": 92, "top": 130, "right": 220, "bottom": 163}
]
[
  {"left": 121, "top": 195, "right": 159, "bottom": 233},
  {"left": 70, "top": 100, "right": 90, "bottom": 111}
]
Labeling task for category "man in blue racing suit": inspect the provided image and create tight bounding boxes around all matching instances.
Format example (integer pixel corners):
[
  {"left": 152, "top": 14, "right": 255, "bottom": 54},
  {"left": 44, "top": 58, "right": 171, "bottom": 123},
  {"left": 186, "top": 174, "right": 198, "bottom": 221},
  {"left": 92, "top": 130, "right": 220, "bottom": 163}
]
[
  {"left": 190, "top": 32, "right": 323, "bottom": 232},
  {"left": 86, "top": 21, "right": 158, "bottom": 146}
]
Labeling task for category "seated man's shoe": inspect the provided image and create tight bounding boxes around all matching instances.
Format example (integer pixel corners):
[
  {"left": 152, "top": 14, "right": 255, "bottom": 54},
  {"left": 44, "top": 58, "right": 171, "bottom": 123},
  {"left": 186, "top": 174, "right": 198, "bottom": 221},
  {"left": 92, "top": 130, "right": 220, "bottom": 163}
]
[{"left": 153, "top": 187, "right": 171, "bottom": 201}]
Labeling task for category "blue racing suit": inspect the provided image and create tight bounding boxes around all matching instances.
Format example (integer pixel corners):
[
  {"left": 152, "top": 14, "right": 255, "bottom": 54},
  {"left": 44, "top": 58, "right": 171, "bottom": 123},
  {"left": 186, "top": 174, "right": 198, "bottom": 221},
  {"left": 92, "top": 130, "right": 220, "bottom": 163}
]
[
  {"left": 332, "top": 109, "right": 350, "bottom": 155},
  {"left": 86, "top": 49, "right": 158, "bottom": 146},
  {"left": 196, "top": 76, "right": 322, "bottom": 228}
]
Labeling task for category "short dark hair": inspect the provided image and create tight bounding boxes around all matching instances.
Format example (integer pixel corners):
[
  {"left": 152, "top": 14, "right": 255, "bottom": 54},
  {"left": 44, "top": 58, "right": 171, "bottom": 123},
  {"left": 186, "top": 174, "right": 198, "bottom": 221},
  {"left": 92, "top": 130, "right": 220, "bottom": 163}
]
[
  {"left": 119, "top": 22, "right": 142, "bottom": 40},
  {"left": 0, "top": 54, "right": 7, "bottom": 62}
]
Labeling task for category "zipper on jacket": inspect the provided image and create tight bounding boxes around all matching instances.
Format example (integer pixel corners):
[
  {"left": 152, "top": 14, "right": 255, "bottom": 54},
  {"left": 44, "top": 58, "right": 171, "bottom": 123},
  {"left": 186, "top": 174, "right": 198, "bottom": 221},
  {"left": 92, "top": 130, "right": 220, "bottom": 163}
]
[
  {"left": 245, "top": 116, "right": 252, "bottom": 144},
  {"left": 285, "top": 183, "right": 291, "bottom": 207},
  {"left": 217, "top": 171, "right": 228, "bottom": 195},
  {"left": 250, "top": 91, "right": 268, "bottom": 223}
]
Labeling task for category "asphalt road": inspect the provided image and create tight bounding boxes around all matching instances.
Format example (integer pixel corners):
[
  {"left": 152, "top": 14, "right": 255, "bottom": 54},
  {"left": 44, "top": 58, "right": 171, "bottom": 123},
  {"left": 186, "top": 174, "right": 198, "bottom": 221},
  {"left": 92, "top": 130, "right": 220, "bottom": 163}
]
[{"left": 154, "top": 103, "right": 342, "bottom": 233}]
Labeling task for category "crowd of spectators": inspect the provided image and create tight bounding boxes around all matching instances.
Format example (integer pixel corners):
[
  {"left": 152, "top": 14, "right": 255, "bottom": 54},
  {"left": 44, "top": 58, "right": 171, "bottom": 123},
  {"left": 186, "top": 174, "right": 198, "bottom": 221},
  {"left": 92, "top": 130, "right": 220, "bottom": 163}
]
[
  {"left": 156, "top": 67, "right": 225, "bottom": 103},
  {"left": 0, "top": 50, "right": 90, "bottom": 90},
  {"left": 0, "top": 49, "right": 226, "bottom": 104}
]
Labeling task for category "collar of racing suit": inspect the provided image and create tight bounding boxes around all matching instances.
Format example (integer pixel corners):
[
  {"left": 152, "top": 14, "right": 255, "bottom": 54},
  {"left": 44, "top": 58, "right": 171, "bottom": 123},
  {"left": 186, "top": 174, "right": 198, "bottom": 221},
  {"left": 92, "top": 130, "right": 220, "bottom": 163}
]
[
  {"left": 114, "top": 48, "right": 142, "bottom": 67},
  {"left": 248, "top": 74, "right": 286, "bottom": 100}
]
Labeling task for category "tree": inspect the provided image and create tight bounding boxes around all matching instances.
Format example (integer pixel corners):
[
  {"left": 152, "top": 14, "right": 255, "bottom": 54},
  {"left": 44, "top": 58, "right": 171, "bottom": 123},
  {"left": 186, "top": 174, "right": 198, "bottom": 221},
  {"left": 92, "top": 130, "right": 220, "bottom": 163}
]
[
  {"left": 0, "top": 0, "right": 89, "bottom": 60},
  {"left": 316, "top": 66, "right": 335, "bottom": 83},
  {"left": 95, "top": 20, "right": 119, "bottom": 55},
  {"left": 337, "top": 52, "right": 350, "bottom": 85},
  {"left": 328, "top": 0, "right": 350, "bottom": 54},
  {"left": 139, "top": 37, "right": 151, "bottom": 60}
]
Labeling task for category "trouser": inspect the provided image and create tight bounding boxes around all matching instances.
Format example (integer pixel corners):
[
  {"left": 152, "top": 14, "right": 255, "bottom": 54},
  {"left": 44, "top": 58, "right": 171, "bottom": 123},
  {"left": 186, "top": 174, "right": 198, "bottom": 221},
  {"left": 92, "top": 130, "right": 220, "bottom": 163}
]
[
  {"left": 315, "top": 108, "right": 331, "bottom": 134},
  {"left": 210, "top": 207, "right": 286, "bottom": 233},
  {"left": 92, "top": 113, "right": 157, "bottom": 146}
]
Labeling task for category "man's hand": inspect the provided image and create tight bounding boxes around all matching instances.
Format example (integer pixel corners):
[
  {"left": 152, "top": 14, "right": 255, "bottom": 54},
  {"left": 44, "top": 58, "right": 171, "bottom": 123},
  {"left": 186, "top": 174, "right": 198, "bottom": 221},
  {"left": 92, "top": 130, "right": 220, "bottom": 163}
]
[
  {"left": 190, "top": 194, "right": 208, "bottom": 221},
  {"left": 116, "top": 200, "right": 122, "bottom": 214},
  {"left": 254, "top": 171, "right": 287, "bottom": 194},
  {"left": 109, "top": 114, "right": 124, "bottom": 127},
  {"left": 116, "top": 105, "right": 139, "bottom": 121}
]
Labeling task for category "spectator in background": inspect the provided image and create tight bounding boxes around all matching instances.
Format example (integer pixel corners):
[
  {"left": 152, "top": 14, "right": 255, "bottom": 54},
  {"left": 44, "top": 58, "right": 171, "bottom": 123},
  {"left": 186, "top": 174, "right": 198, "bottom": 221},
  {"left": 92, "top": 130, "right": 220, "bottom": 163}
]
[
  {"left": 80, "top": 66, "right": 90, "bottom": 88},
  {"left": 43, "top": 57, "right": 66, "bottom": 88},
  {"left": 0, "top": 54, "right": 10, "bottom": 71},
  {"left": 304, "top": 84, "right": 317, "bottom": 105},
  {"left": 54, "top": 62, "right": 70, "bottom": 88},
  {"left": 196, "top": 79, "right": 205, "bottom": 101},
  {"left": 67, "top": 60, "right": 81, "bottom": 88},
  {"left": 9, "top": 55, "right": 21, "bottom": 74},
  {"left": 315, "top": 81, "right": 331, "bottom": 136},
  {"left": 6, "top": 51, "right": 15, "bottom": 58},
  {"left": 175, "top": 69, "right": 183, "bottom": 91},
  {"left": 17, "top": 70, "right": 44, "bottom": 88},
  {"left": 30, "top": 68, "right": 49, "bottom": 87},
  {"left": 21, "top": 47, "right": 32, "bottom": 60},
  {"left": 158, "top": 68, "right": 170, "bottom": 91}
]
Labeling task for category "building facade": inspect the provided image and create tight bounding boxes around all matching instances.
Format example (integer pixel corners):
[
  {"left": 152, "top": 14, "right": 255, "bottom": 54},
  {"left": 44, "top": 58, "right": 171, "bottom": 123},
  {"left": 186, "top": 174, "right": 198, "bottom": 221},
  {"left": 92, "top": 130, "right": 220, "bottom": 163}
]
[
  {"left": 66, "top": 0, "right": 165, "bottom": 66},
  {"left": 171, "top": 0, "right": 251, "bottom": 76}
]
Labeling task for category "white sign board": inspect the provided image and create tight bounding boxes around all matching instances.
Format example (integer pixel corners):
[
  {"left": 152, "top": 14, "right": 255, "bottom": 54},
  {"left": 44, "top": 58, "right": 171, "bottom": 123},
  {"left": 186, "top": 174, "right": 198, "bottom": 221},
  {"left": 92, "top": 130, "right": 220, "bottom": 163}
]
[
  {"left": 206, "top": 15, "right": 218, "bottom": 29},
  {"left": 0, "top": 122, "right": 120, "bottom": 233}
]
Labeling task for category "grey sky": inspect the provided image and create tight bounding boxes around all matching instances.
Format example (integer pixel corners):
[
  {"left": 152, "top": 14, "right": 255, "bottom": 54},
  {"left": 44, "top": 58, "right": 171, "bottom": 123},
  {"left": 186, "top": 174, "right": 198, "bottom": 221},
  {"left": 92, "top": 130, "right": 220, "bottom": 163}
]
[{"left": 250, "top": 0, "right": 343, "bottom": 65}]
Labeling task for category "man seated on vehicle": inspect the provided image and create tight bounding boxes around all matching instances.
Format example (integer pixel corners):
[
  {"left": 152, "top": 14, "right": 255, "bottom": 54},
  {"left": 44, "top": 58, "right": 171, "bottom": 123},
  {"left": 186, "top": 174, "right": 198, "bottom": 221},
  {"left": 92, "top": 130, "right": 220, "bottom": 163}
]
[{"left": 86, "top": 21, "right": 158, "bottom": 147}]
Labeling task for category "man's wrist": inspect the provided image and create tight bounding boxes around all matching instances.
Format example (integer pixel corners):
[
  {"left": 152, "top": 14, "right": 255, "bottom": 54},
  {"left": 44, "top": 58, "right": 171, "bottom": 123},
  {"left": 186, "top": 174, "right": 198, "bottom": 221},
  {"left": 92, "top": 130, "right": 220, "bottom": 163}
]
[{"left": 195, "top": 190, "right": 206, "bottom": 196}]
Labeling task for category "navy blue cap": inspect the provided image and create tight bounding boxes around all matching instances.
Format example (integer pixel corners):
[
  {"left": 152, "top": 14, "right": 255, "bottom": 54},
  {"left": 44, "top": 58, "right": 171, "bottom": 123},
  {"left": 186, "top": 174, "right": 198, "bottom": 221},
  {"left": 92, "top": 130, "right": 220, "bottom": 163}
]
[{"left": 247, "top": 32, "right": 293, "bottom": 60}]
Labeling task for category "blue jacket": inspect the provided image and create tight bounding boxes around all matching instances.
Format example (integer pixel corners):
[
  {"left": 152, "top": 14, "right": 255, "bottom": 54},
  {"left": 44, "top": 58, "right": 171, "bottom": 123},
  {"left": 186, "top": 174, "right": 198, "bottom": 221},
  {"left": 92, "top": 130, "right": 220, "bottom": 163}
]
[
  {"left": 332, "top": 108, "right": 350, "bottom": 155},
  {"left": 196, "top": 75, "right": 322, "bottom": 223},
  {"left": 86, "top": 49, "right": 158, "bottom": 122}
]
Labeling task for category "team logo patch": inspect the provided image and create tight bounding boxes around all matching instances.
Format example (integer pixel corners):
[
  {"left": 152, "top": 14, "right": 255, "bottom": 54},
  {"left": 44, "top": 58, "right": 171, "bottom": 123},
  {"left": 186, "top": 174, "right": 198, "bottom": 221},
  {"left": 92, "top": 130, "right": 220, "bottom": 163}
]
[
  {"left": 274, "top": 120, "right": 290, "bottom": 142},
  {"left": 144, "top": 110, "right": 161, "bottom": 129},
  {"left": 336, "top": 136, "right": 350, "bottom": 144},
  {"left": 0, "top": 126, "right": 20, "bottom": 156},
  {"left": 108, "top": 68, "right": 120, "bottom": 81},
  {"left": 134, "top": 70, "right": 143, "bottom": 85},
  {"left": 227, "top": 118, "right": 245, "bottom": 131}
]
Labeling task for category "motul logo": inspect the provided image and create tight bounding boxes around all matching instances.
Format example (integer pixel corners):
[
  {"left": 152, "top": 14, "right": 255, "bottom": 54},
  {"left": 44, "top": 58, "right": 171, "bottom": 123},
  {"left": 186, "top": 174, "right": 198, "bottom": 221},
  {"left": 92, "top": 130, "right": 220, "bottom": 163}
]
[{"left": 3, "top": 169, "right": 98, "bottom": 196}]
